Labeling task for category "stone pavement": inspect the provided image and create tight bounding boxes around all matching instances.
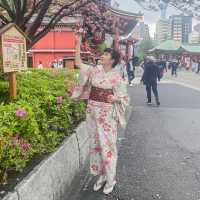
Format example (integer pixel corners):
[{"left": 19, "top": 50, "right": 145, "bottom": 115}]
[
  {"left": 67, "top": 84, "right": 200, "bottom": 200},
  {"left": 133, "top": 67, "right": 200, "bottom": 91},
  {"left": 163, "top": 70, "right": 200, "bottom": 90}
]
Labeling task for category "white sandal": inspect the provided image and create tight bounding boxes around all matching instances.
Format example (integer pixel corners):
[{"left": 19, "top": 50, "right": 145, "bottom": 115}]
[
  {"left": 93, "top": 175, "right": 106, "bottom": 192},
  {"left": 103, "top": 181, "right": 116, "bottom": 195}
]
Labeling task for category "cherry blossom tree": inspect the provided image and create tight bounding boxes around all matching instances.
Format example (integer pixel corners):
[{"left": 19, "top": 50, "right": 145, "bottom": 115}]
[
  {"left": 0, "top": 0, "right": 110, "bottom": 48},
  {"left": 134, "top": 0, "right": 200, "bottom": 19}
]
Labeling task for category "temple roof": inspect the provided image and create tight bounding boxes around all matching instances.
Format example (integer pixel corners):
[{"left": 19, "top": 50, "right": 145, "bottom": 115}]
[
  {"left": 150, "top": 40, "right": 181, "bottom": 52},
  {"left": 150, "top": 40, "right": 200, "bottom": 54},
  {"left": 30, "top": 15, "right": 82, "bottom": 26},
  {"left": 108, "top": 7, "right": 144, "bottom": 38},
  {"left": 108, "top": 7, "right": 143, "bottom": 20}
]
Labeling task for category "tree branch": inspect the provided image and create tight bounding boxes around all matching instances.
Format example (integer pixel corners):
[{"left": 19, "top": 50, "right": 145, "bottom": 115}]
[
  {"left": 24, "top": 0, "right": 40, "bottom": 24},
  {"left": 29, "top": 0, "right": 96, "bottom": 48},
  {"left": 0, "top": 2, "right": 15, "bottom": 19},
  {"left": 26, "top": 0, "right": 53, "bottom": 38},
  {"left": 0, "top": 13, "right": 9, "bottom": 24}
]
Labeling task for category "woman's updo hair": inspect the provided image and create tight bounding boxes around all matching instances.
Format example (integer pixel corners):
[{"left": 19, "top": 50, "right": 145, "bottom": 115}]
[{"left": 104, "top": 48, "right": 120, "bottom": 68}]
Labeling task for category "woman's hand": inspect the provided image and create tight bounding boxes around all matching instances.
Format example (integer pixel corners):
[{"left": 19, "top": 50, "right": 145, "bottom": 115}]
[{"left": 107, "top": 95, "right": 119, "bottom": 103}]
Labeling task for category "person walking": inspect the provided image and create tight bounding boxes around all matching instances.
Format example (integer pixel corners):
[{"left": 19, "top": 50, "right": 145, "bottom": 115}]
[
  {"left": 37, "top": 61, "right": 43, "bottom": 69},
  {"left": 126, "top": 59, "right": 134, "bottom": 85},
  {"left": 116, "top": 58, "right": 128, "bottom": 83},
  {"left": 171, "top": 59, "right": 178, "bottom": 77},
  {"left": 126, "top": 56, "right": 139, "bottom": 85},
  {"left": 156, "top": 59, "right": 167, "bottom": 78},
  {"left": 70, "top": 33, "right": 129, "bottom": 195},
  {"left": 141, "top": 56, "right": 161, "bottom": 106},
  {"left": 197, "top": 59, "right": 200, "bottom": 74}
]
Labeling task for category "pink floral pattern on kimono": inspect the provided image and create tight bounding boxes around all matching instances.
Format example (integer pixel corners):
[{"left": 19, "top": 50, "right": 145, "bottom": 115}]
[{"left": 71, "top": 64, "right": 129, "bottom": 184}]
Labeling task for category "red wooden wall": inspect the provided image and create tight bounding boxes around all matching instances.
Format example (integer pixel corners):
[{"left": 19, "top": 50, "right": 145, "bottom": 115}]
[{"left": 31, "top": 30, "right": 75, "bottom": 68}]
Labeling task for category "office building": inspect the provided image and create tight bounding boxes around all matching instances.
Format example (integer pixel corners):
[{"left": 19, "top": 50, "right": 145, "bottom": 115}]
[
  {"left": 132, "top": 22, "right": 150, "bottom": 41},
  {"left": 189, "top": 31, "right": 200, "bottom": 44},
  {"left": 155, "top": 19, "right": 171, "bottom": 44},
  {"left": 170, "top": 15, "right": 192, "bottom": 43}
]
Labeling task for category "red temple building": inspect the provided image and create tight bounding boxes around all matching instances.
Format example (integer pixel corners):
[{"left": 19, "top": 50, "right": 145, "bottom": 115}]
[
  {"left": 29, "top": 7, "right": 143, "bottom": 68},
  {"left": 29, "top": 16, "right": 84, "bottom": 68}
]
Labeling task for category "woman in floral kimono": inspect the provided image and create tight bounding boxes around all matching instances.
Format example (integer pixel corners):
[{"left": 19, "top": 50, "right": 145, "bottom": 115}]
[{"left": 70, "top": 34, "right": 129, "bottom": 195}]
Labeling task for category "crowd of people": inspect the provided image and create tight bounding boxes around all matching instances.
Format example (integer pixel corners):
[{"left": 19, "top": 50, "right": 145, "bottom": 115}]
[
  {"left": 155, "top": 58, "right": 200, "bottom": 75},
  {"left": 37, "top": 59, "right": 64, "bottom": 68},
  {"left": 191, "top": 59, "right": 200, "bottom": 73}
]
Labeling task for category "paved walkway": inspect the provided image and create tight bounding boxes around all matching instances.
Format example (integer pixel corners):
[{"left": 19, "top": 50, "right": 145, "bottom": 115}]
[
  {"left": 162, "top": 70, "right": 200, "bottom": 91},
  {"left": 67, "top": 83, "right": 200, "bottom": 200},
  {"left": 133, "top": 67, "right": 200, "bottom": 91}
]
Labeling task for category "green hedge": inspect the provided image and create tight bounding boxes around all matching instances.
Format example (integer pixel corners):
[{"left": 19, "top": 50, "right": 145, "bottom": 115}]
[{"left": 0, "top": 69, "right": 85, "bottom": 184}]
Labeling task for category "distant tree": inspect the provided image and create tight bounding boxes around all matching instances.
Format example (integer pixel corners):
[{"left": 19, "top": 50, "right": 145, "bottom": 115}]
[{"left": 138, "top": 38, "right": 154, "bottom": 59}]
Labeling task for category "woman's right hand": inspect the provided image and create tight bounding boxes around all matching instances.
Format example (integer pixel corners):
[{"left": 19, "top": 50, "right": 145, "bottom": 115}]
[{"left": 107, "top": 95, "right": 119, "bottom": 103}]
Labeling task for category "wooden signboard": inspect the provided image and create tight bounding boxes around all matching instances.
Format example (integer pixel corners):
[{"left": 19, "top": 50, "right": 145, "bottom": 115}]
[{"left": 0, "top": 23, "right": 28, "bottom": 100}]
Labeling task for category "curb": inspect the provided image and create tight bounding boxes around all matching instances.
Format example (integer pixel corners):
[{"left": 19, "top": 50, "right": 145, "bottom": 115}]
[{"left": 2, "top": 106, "right": 133, "bottom": 200}]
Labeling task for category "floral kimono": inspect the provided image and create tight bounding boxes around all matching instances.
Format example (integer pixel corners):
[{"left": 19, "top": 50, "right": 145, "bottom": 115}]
[{"left": 71, "top": 64, "right": 129, "bottom": 184}]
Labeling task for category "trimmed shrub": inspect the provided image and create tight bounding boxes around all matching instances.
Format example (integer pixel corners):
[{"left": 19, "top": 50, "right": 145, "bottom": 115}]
[{"left": 0, "top": 69, "right": 86, "bottom": 184}]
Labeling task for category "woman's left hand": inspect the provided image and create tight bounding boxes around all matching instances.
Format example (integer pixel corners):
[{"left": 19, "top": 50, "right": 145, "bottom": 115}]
[{"left": 107, "top": 95, "right": 119, "bottom": 103}]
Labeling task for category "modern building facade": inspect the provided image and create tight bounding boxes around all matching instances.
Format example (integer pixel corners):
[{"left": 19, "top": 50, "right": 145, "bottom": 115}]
[
  {"left": 144, "top": 24, "right": 150, "bottom": 40},
  {"left": 189, "top": 31, "right": 200, "bottom": 44},
  {"left": 170, "top": 15, "right": 192, "bottom": 43},
  {"left": 155, "top": 19, "right": 171, "bottom": 44},
  {"left": 132, "top": 22, "right": 150, "bottom": 41}
]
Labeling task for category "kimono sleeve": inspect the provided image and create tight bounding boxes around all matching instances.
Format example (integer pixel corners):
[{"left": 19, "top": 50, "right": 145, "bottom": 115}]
[
  {"left": 69, "top": 63, "right": 92, "bottom": 99},
  {"left": 113, "top": 76, "right": 130, "bottom": 128}
]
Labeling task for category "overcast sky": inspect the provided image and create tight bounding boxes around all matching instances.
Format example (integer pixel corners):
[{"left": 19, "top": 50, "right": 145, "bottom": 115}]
[{"left": 113, "top": 0, "right": 198, "bottom": 37}]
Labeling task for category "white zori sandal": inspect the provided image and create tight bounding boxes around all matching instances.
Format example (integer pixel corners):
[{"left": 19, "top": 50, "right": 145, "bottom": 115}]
[
  {"left": 103, "top": 181, "right": 116, "bottom": 195},
  {"left": 93, "top": 175, "right": 106, "bottom": 191}
]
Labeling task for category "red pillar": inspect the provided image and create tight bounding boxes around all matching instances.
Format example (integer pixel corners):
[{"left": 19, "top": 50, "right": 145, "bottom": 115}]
[{"left": 113, "top": 17, "right": 119, "bottom": 50}]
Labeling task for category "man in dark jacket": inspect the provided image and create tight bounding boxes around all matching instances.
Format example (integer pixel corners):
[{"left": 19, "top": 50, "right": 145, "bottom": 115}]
[
  {"left": 156, "top": 60, "right": 167, "bottom": 78},
  {"left": 141, "top": 56, "right": 161, "bottom": 106},
  {"left": 197, "top": 60, "right": 200, "bottom": 74},
  {"left": 127, "top": 56, "right": 139, "bottom": 85}
]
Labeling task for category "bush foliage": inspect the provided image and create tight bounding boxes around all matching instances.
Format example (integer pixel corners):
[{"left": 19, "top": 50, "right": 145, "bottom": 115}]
[{"left": 0, "top": 69, "right": 85, "bottom": 184}]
